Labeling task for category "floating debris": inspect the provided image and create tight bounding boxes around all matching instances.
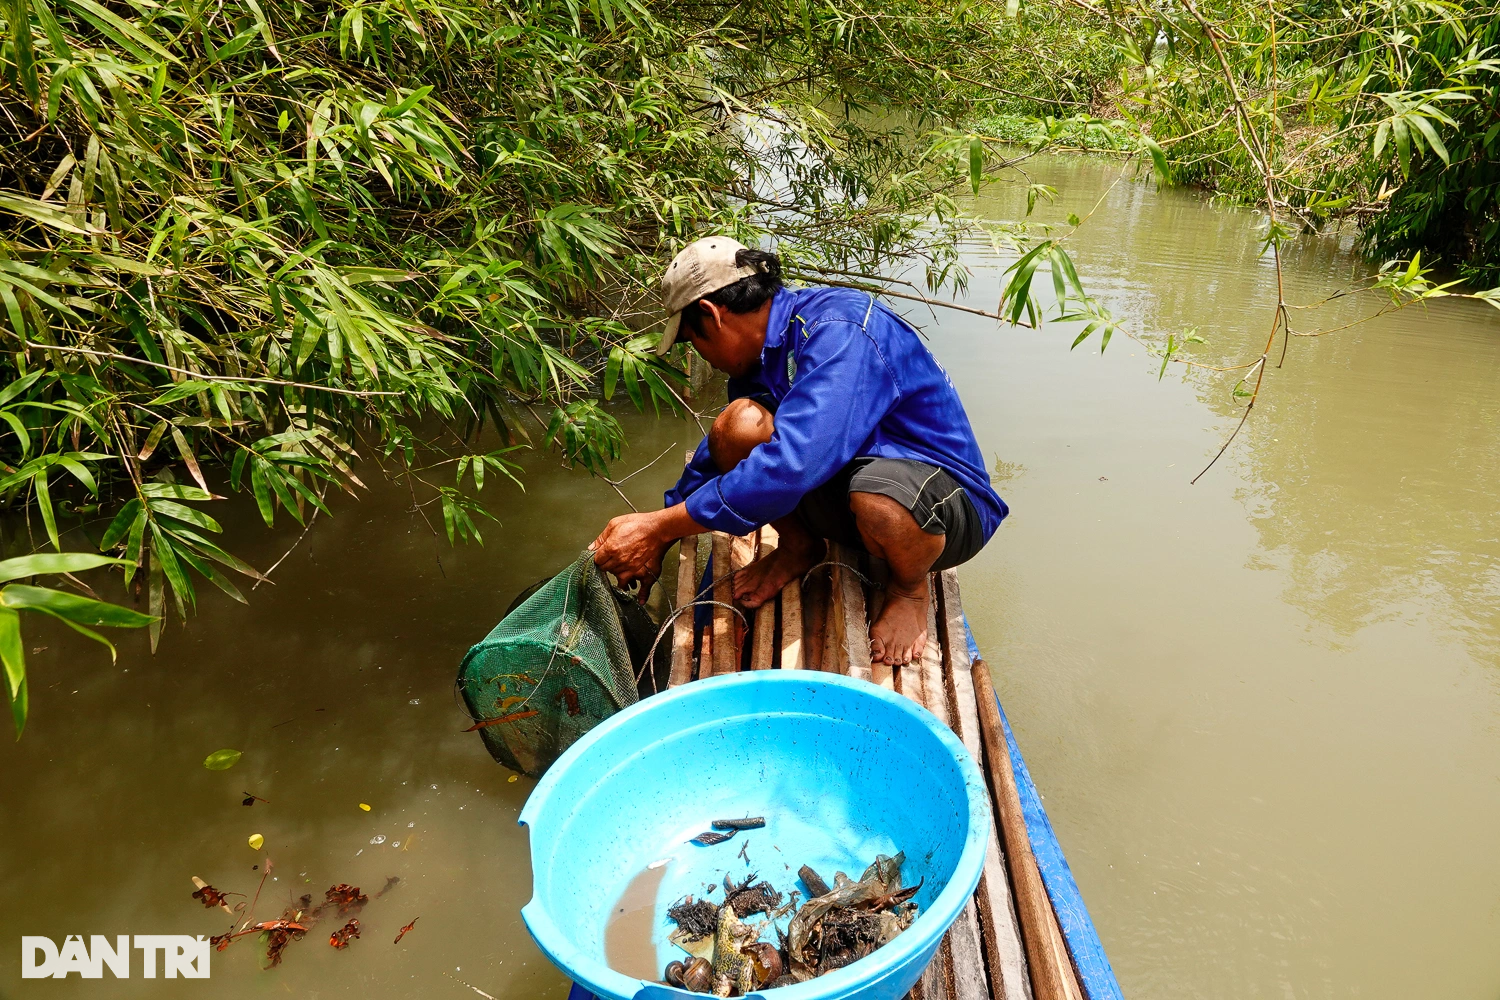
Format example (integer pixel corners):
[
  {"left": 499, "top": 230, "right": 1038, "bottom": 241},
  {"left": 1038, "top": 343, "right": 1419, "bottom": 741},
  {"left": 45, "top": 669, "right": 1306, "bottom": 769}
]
[
  {"left": 204, "top": 749, "right": 243, "bottom": 771},
  {"left": 190, "top": 878, "right": 239, "bottom": 913},
  {"left": 393, "top": 917, "right": 419, "bottom": 945},
  {"left": 325, "top": 883, "right": 369, "bottom": 915},
  {"left": 195, "top": 877, "right": 394, "bottom": 970},
  {"left": 329, "top": 918, "right": 360, "bottom": 949}
]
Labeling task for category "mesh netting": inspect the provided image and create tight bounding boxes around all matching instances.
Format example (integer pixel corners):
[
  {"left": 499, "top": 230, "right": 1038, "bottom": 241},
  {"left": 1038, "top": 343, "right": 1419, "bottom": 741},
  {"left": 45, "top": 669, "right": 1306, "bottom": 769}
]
[{"left": 456, "top": 550, "right": 665, "bottom": 777}]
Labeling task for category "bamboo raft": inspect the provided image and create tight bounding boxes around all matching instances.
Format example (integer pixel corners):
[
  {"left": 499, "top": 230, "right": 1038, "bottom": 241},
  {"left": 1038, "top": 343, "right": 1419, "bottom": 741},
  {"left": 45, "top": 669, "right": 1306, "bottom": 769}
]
[{"left": 569, "top": 519, "right": 1124, "bottom": 1000}]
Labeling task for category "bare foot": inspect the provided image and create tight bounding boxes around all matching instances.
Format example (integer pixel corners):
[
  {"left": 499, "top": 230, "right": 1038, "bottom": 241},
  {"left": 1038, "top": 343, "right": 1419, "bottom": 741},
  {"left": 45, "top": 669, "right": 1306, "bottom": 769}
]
[
  {"left": 869, "top": 582, "right": 929, "bottom": 666},
  {"left": 731, "top": 536, "right": 824, "bottom": 609}
]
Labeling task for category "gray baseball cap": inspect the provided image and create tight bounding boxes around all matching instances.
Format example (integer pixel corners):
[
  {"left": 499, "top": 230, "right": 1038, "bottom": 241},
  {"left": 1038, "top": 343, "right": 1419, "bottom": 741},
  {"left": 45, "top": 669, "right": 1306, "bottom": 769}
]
[{"left": 656, "top": 236, "right": 761, "bottom": 355}]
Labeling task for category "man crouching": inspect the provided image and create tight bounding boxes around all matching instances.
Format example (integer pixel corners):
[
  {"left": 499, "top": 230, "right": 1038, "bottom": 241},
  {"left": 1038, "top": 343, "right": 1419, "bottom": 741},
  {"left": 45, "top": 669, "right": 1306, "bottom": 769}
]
[{"left": 590, "top": 237, "right": 1007, "bottom": 666}]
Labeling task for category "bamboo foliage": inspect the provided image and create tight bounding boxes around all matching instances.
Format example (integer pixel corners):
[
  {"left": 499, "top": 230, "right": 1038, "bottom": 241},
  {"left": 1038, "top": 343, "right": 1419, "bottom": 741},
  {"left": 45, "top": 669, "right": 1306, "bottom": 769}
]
[{"left": 0, "top": 0, "right": 1089, "bottom": 727}]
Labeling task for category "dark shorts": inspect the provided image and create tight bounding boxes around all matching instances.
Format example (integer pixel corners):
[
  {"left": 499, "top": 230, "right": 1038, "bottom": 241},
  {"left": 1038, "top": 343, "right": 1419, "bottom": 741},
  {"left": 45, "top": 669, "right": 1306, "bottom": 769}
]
[{"left": 796, "top": 458, "right": 985, "bottom": 573}]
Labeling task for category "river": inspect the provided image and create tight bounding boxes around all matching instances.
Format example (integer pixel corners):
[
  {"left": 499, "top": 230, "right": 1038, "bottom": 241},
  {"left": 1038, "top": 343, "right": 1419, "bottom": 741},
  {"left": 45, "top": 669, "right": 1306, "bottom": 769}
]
[{"left": 1, "top": 153, "right": 1498, "bottom": 999}]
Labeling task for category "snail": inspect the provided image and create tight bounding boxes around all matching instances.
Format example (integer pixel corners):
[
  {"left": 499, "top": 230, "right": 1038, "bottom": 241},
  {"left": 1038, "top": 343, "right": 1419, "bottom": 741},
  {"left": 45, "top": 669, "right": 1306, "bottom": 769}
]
[
  {"left": 746, "top": 942, "right": 783, "bottom": 987},
  {"left": 679, "top": 956, "right": 713, "bottom": 993},
  {"left": 664, "top": 960, "right": 687, "bottom": 987}
]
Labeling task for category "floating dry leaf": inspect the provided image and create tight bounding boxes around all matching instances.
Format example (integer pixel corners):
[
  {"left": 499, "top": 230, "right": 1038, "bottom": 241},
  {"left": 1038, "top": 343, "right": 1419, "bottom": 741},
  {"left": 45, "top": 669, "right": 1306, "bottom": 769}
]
[
  {"left": 359, "top": 803, "right": 371, "bottom": 811},
  {"left": 328, "top": 918, "right": 360, "bottom": 949},
  {"left": 393, "top": 917, "right": 419, "bottom": 945},
  {"left": 248, "top": 833, "right": 264, "bottom": 850},
  {"left": 190, "top": 876, "right": 237, "bottom": 915},
  {"left": 325, "top": 883, "right": 368, "bottom": 915}
]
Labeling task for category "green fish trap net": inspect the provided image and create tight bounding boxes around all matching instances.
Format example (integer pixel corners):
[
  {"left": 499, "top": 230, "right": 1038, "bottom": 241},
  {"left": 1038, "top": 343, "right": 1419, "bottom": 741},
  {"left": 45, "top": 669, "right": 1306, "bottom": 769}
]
[{"left": 456, "top": 550, "right": 669, "bottom": 777}]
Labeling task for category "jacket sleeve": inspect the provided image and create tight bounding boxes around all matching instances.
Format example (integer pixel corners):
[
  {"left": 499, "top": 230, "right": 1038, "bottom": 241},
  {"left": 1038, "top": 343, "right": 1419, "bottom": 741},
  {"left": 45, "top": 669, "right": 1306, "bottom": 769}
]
[
  {"left": 663, "top": 438, "right": 717, "bottom": 508},
  {"left": 683, "top": 318, "right": 901, "bottom": 534}
]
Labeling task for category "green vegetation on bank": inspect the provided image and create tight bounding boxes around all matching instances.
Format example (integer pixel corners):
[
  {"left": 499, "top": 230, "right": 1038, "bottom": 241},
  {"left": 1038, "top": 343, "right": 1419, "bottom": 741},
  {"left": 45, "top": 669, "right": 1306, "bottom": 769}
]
[{"left": 983, "top": 2, "right": 1500, "bottom": 284}]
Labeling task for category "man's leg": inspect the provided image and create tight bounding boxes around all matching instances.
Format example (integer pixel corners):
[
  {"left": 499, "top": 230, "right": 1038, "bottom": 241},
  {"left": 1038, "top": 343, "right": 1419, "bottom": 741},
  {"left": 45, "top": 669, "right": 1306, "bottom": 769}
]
[
  {"left": 851, "top": 492, "right": 944, "bottom": 666},
  {"left": 706, "top": 400, "right": 826, "bottom": 609}
]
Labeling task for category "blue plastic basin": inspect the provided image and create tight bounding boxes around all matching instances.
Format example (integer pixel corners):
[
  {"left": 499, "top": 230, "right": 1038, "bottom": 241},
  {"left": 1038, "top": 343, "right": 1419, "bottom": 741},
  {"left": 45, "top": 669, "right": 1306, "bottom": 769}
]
[{"left": 519, "top": 670, "right": 991, "bottom": 1000}]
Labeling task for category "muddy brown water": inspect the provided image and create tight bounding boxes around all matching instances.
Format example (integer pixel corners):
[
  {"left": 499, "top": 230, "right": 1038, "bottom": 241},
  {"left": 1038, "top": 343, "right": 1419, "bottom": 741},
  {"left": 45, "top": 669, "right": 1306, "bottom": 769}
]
[
  {"left": 2, "top": 153, "right": 1500, "bottom": 999},
  {"left": 604, "top": 864, "right": 671, "bottom": 981}
]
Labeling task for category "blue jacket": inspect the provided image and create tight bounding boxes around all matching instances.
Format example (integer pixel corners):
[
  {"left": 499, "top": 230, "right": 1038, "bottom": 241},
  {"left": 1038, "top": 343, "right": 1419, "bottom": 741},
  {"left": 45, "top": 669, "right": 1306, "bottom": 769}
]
[{"left": 664, "top": 286, "right": 1007, "bottom": 540}]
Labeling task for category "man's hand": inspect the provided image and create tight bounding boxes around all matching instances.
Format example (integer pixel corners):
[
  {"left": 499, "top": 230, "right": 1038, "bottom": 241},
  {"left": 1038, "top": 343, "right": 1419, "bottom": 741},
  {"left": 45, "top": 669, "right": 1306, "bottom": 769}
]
[
  {"left": 590, "top": 511, "right": 669, "bottom": 589},
  {"left": 590, "top": 503, "right": 706, "bottom": 594}
]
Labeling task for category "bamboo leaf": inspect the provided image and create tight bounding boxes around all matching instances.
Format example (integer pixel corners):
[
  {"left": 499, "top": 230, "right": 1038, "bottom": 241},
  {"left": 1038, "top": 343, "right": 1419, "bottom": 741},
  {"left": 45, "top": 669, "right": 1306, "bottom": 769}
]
[
  {"left": 249, "top": 460, "right": 275, "bottom": 526},
  {"left": 100, "top": 500, "right": 143, "bottom": 551},
  {"left": 137, "top": 421, "right": 169, "bottom": 461},
  {"left": 0, "top": 584, "right": 154, "bottom": 628},
  {"left": 147, "top": 498, "right": 223, "bottom": 534},
  {"left": 170, "top": 426, "right": 210, "bottom": 493},
  {"left": 1409, "top": 114, "right": 1450, "bottom": 165},
  {"left": 139, "top": 483, "right": 213, "bottom": 502},
  {"left": 149, "top": 525, "right": 192, "bottom": 617},
  {"left": 34, "top": 472, "right": 59, "bottom": 550},
  {"left": 0, "top": 608, "right": 26, "bottom": 738}
]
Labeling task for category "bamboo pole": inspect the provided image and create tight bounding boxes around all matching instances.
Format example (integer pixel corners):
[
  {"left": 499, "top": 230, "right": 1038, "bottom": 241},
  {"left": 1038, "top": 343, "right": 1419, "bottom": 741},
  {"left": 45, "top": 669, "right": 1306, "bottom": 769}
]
[
  {"left": 779, "top": 575, "right": 803, "bottom": 669},
  {"left": 894, "top": 594, "right": 952, "bottom": 1000},
  {"left": 919, "top": 586, "right": 945, "bottom": 718},
  {"left": 709, "top": 532, "right": 735, "bottom": 677},
  {"left": 750, "top": 526, "right": 778, "bottom": 669},
  {"left": 669, "top": 532, "right": 699, "bottom": 688},
  {"left": 972, "top": 659, "right": 1083, "bottom": 1000},
  {"left": 730, "top": 531, "right": 757, "bottom": 662},
  {"left": 804, "top": 566, "right": 828, "bottom": 671},
  {"left": 864, "top": 580, "right": 894, "bottom": 689},
  {"left": 826, "top": 544, "right": 851, "bottom": 674},
  {"left": 838, "top": 545, "right": 874, "bottom": 682},
  {"left": 937, "top": 572, "right": 1032, "bottom": 1000}
]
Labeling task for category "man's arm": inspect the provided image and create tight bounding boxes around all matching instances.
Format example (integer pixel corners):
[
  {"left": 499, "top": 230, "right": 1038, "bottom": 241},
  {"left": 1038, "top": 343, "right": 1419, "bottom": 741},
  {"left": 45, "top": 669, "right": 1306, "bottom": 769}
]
[
  {"left": 589, "top": 502, "right": 706, "bottom": 589},
  {"left": 682, "top": 318, "right": 900, "bottom": 535}
]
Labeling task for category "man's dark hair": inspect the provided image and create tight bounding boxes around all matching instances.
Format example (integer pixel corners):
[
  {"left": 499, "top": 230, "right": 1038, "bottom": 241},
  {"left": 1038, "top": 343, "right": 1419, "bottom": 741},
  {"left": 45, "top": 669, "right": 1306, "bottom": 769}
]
[{"left": 681, "top": 248, "right": 782, "bottom": 336}]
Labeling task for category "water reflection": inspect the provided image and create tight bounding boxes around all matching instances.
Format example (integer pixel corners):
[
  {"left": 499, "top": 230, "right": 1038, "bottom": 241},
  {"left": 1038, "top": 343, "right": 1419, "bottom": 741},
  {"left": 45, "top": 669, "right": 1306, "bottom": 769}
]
[{"left": 971, "top": 155, "right": 1500, "bottom": 658}]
